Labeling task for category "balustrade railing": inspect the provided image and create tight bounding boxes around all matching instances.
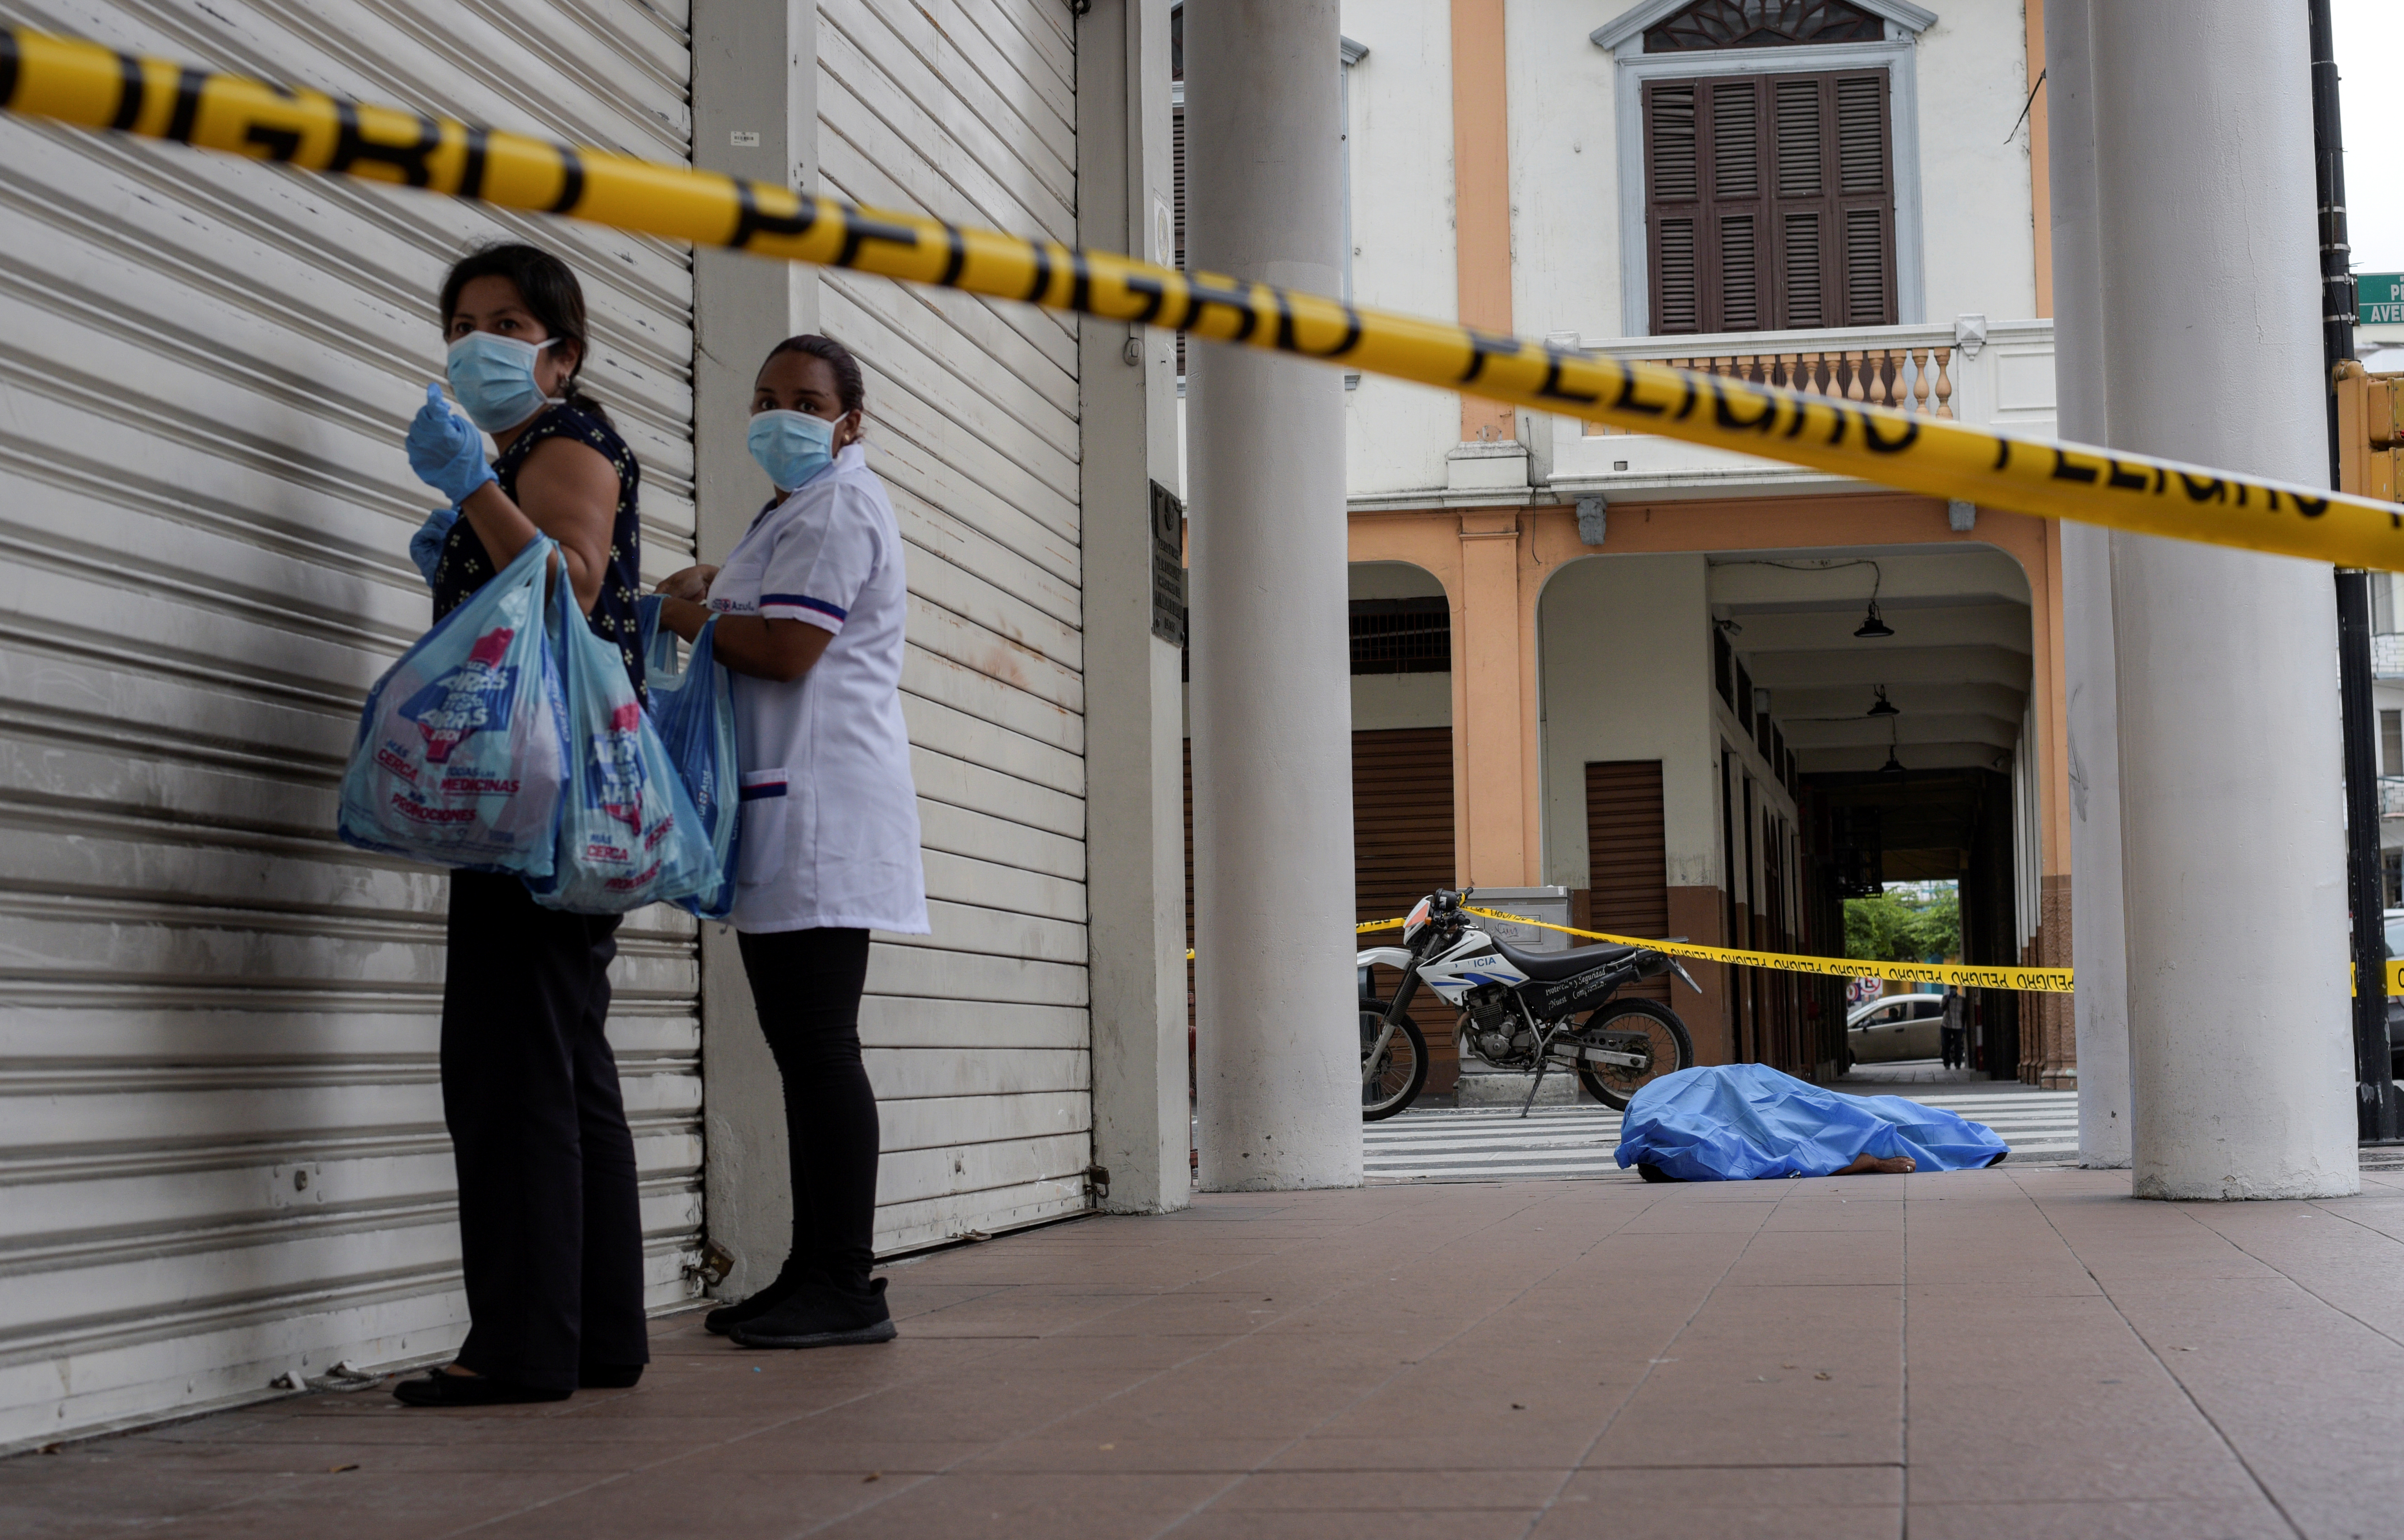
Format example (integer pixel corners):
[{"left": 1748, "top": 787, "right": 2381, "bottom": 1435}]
[
  {"left": 1551, "top": 318, "right": 2054, "bottom": 488},
  {"left": 1646, "top": 346, "right": 1952, "bottom": 417}
]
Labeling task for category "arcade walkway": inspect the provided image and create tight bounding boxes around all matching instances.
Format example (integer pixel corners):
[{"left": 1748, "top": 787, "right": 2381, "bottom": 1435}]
[{"left": 12, "top": 1165, "right": 2404, "bottom": 1539}]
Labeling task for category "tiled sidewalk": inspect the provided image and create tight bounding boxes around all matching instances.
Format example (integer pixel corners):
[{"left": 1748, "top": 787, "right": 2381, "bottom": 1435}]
[{"left": 11, "top": 1165, "right": 2404, "bottom": 1539}]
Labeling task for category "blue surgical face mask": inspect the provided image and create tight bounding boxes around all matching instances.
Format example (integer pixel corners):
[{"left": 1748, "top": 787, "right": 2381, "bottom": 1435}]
[
  {"left": 748, "top": 409, "right": 838, "bottom": 493},
  {"left": 445, "top": 331, "right": 562, "bottom": 433}
]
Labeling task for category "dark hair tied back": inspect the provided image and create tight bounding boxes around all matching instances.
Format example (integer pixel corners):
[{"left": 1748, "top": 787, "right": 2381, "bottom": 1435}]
[
  {"left": 765, "top": 334, "right": 867, "bottom": 420},
  {"left": 438, "top": 243, "right": 610, "bottom": 427}
]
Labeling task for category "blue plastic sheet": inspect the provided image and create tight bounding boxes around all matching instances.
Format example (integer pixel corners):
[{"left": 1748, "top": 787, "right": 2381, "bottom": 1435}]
[
  {"left": 1614, "top": 1064, "right": 2009, "bottom": 1181},
  {"left": 338, "top": 535, "right": 566, "bottom": 876},
  {"left": 526, "top": 574, "right": 717, "bottom": 914},
  {"left": 636, "top": 596, "right": 739, "bottom": 918}
]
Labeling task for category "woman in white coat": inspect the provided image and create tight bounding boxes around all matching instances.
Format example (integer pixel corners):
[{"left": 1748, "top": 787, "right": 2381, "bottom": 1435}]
[{"left": 651, "top": 335, "right": 928, "bottom": 1348}]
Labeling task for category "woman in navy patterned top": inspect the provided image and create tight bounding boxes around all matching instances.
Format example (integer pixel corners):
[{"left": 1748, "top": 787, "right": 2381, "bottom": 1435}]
[{"left": 393, "top": 244, "right": 650, "bottom": 1409}]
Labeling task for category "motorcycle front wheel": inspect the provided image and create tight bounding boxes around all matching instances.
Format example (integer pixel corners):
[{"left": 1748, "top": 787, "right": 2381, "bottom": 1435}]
[
  {"left": 1573, "top": 999, "right": 1694, "bottom": 1111},
  {"left": 1360, "top": 1006, "right": 1429, "bottom": 1122}
]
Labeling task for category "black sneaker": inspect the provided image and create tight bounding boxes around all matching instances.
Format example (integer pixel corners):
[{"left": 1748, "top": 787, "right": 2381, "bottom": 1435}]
[
  {"left": 391, "top": 1368, "right": 571, "bottom": 1406},
  {"left": 703, "top": 1277, "right": 807, "bottom": 1336},
  {"left": 730, "top": 1277, "right": 895, "bottom": 1350}
]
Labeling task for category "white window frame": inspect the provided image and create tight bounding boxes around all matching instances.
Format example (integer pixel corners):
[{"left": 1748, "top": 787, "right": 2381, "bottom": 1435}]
[{"left": 1592, "top": 3, "right": 1935, "bottom": 338}]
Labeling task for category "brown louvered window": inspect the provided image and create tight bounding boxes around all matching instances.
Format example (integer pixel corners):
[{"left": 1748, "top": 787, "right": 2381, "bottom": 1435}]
[{"left": 1643, "top": 68, "right": 1894, "bottom": 335}]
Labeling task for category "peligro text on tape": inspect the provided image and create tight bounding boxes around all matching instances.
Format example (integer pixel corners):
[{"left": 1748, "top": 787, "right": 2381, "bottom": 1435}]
[
  {"left": 4, "top": 27, "right": 2404, "bottom": 570},
  {"left": 1461, "top": 907, "right": 2075, "bottom": 994}
]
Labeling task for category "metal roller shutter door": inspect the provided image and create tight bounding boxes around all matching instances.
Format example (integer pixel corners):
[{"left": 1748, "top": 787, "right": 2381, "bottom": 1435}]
[
  {"left": 1352, "top": 728, "right": 1456, "bottom": 1092},
  {"left": 1586, "top": 760, "right": 1671, "bottom": 1003},
  {"left": 814, "top": 0, "right": 1093, "bottom": 1252},
  {"left": 0, "top": 0, "right": 698, "bottom": 1448}
]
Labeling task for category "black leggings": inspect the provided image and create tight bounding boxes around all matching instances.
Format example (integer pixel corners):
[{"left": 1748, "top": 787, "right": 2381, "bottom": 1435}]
[
  {"left": 440, "top": 870, "right": 649, "bottom": 1391},
  {"left": 738, "top": 926, "right": 879, "bottom": 1292}
]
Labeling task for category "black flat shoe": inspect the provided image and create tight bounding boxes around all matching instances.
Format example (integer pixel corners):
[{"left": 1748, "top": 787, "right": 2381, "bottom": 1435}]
[
  {"left": 391, "top": 1368, "right": 571, "bottom": 1406},
  {"left": 578, "top": 1363, "right": 644, "bottom": 1389},
  {"left": 703, "top": 1278, "right": 805, "bottom": 1336},
  {"left": 731, "top": 1278, "right": 895, "bottom": 1350}
]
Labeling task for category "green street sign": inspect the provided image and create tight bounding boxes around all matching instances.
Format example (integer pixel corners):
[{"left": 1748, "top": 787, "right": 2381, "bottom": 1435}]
[{"left": 2362, "top": 272, "right": 2404, "bottom": 326}]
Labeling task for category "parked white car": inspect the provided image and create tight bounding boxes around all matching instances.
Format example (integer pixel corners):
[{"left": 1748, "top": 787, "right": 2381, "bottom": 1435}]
[{"left": 1847, "top": 992, "right": 1948, "bottom": 1066}]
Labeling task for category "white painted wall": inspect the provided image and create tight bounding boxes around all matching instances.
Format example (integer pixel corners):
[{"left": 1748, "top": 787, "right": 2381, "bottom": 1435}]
[
  {"left": 1340, "top": 0, "right": 1462, "bottom": 494},
  {"left": 1911, "top": 0, "right": 2042, "bottom": 323},
  {"left": 1508, "top": 0, "right": 1633, "bottom": 338},
  {"left": 1536, "top": 554, "right": 1723, "bottom": 890},
  {"left": 1356, "top": 674, "right": 1455, "bottom": 730}
]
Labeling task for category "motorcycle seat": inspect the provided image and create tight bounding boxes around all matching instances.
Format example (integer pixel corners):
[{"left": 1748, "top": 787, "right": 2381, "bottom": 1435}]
[{"left": 1490, "top": 935, "right": 1644, "bottom": 982}]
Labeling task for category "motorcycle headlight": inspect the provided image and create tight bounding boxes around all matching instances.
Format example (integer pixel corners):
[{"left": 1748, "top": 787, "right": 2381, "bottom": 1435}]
[{"left": 1402, "top": 896, "right": 1432, "bottom": 942}]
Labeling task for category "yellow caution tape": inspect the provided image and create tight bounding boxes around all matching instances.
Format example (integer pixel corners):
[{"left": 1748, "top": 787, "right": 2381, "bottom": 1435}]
[
  {"left": 1209, "top": 908, "right": 2404, "bottom": 998},
  {"left": 1462, "top": 906, "right": 2074, "bottom": 994},
  {"left": 2351, "top": 959, "right": 2404, "bottom": 996},
  {"left": 5, "top": 27, "right": 2404, "bottom": 570}
]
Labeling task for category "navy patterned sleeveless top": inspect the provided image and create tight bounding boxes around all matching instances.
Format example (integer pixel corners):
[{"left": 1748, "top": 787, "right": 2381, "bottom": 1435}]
[{"left": 430, "top": 402, "right": 645, "bottom": 700}]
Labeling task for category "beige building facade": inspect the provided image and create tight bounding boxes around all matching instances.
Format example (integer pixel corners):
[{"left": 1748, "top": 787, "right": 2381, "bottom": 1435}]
[{"left": 1187, "top": 0, "right": 2072, "bottom": 1087}]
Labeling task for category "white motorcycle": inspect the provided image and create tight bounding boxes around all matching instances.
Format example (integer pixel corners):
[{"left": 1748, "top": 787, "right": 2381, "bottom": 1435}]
[{"left": 1358, "top": 888, "right": 1699, "bottom": 1120}]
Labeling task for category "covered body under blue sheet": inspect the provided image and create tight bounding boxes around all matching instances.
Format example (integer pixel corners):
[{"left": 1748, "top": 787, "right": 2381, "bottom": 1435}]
[{"left": 1614, "top": 1065, "right": 2009, "bottom": 1181}]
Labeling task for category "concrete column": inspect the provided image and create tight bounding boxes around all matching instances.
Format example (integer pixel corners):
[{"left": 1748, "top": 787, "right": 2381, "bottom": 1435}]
[
  {"left": 2045, "top": 0, "right": 2131, "bottom": 1167},
  {"left": 1187, "top": 0, "right": 1361, "bottom": 1191},
  {"left": 1077, "top": 0, "right": 1189, "bottom": 1215},
  {"left": 690, "top": 0, "right": 822, "bottom": 1295},
  {"left": 2090, "top": 0, "right": 2357, "bottom": 1198}
]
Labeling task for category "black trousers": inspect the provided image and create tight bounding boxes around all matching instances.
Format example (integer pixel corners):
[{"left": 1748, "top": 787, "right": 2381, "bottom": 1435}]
[
  {"left": 737, "top": 926, "right": 879, "bottom": 1294},
  {"left": 440, "top": 870, "right": 650, "bottom": 1391}
]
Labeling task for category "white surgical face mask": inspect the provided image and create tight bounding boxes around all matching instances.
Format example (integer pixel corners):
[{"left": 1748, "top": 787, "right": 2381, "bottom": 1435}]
[{"left": 445, "top": 332, "right": 562, "bottom": 433}]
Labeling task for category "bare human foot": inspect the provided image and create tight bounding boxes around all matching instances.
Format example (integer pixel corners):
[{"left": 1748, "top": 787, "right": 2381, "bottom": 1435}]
[{"left": 1836, "top": 1152, "right": 1916, "bottom": 1176}]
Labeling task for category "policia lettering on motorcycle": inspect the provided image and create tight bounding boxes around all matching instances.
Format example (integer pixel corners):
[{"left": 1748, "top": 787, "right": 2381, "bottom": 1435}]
[
  {"left": 651, "top": 335, "right": 929, "bottom": 1350},
  {"left": 1357, "top": 890, "right": 1701, "bottom": 1120}
]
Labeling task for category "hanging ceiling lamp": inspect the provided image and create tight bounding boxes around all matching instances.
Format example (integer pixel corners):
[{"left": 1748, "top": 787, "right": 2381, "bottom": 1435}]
[
  {"left": 1877, "top": 716, "right": 1905, "bottom": 778},
  {"left": 1866, "top": 685, "right": 1900, "bottom": 718},
  {"left": 1853, "top": 560, "right": 1894, "bottom": 638}
]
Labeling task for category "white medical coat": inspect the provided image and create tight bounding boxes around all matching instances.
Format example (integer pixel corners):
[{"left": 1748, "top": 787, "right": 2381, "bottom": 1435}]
[{"left": 706, "top": 444, "right": 929, "bottom": 935}]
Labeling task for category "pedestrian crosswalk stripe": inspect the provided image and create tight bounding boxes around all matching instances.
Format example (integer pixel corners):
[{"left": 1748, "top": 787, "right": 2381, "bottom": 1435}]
[{"left": 1364, "top": 1089, "right": 2081, "bottom": 1183}]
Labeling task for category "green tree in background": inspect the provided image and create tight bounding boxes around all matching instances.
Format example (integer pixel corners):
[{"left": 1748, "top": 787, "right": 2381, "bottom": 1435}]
[{"left": 1844, "top": 885, "right": 1961, "bottom": 963}]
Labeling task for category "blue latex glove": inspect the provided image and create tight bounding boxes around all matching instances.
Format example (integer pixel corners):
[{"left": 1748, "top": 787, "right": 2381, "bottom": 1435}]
[
  {"left": 406, "top": 382, "right": 498, "bottom": 505},
  {"left": 410, "top": 505, "right": 460, "bottom": 588}
]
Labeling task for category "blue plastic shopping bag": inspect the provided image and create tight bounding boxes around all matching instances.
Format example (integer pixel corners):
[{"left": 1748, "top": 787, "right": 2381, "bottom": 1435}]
[
  {"left": 529, "top": 578, "right": 717, "bottom": 913},
  {"left": 636, "top": 596, "right": 740, "bottom": 917},
  {"left": 338, "top": 536, "right": 566, "bottom": 875}
]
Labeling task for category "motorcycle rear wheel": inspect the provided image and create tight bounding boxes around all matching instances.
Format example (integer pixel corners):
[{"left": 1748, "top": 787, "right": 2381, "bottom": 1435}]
[
  {"left": 1573, "top": 999, "right": 1694, "bottom": 1111},
  {"left": 1360, "top": 1007, "right": 1429, "bottom": 1122}
]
